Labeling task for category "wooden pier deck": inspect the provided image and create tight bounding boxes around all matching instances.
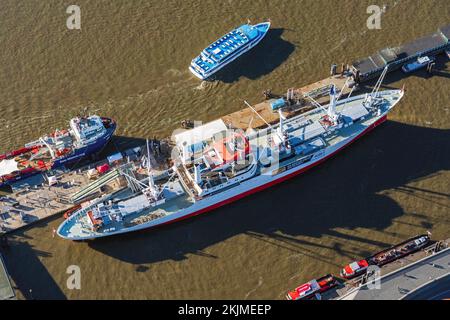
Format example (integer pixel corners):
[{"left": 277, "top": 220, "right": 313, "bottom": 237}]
[
  {"left": 0, "top": 143, "right": 171, "bottom": 234},
  {"left": 221, "top": 74, "right": 355, "bottom": 130},
  {"left": 0, "top": 169, "right": 92, "bottom": 234}
]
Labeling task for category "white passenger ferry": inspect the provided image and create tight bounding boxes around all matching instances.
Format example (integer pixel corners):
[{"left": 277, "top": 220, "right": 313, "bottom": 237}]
[{"left": 189, "top": 21, "right": 271, "bottom": 80}]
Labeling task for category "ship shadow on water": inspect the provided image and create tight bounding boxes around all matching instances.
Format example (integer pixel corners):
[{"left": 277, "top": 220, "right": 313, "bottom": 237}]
[
  {"left": 0, "top": 135, "right": 152, "bottom": 300},
  {"left": 2, "top": 221, "right": 67, "bottom": 300},
  {"left": 210, "top": 28, "right": 295, "bottom": 83},
  {"left": 88, "top": 121, "right": 449, "bottom": 265}
]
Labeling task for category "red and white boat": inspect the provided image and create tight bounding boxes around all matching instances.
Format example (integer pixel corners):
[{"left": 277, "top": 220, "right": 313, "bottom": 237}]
[
  {"left": 57, "top": 68, "right": 405, "bottom": 240},
  {"left": 340, "top": 259, "right": 369, "bottom": 279},
  {"left": 286, "top": 274, "right": 338, "bottom": 300}
]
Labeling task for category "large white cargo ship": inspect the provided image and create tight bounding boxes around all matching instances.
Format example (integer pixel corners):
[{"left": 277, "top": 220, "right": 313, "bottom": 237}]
[{"left": 57, "top": 69, "right": 404, "bottom": 240}]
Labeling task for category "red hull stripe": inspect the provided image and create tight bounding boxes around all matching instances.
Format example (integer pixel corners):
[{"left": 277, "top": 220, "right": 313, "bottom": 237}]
[{"left": 155, "top": 115, "right": 388, "bottom": 229}]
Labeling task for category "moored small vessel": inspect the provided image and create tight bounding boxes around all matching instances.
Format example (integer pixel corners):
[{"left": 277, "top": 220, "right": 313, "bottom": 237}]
[
  {"left": 340, "top": 259, "right": 369, "bottom": 279},
  {"left": 286, "top": 274, "right": 338, "bottom": 300},
  {"left": 0, "top": 115, "right": 116, "bottom": 188},
  {"left": 189, "top": 21, "right": 271, "bottom": 80},
  {"left": 401, "top": 56, "right": 434, "bottom": 73},
  {"left": 369, "top": 234, "right": 430, "bottom": 267}
]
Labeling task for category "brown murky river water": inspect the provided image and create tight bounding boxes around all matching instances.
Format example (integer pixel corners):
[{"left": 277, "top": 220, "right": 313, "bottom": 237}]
[{"left": 0, "top": 0, "right": 449, "bottom": 299}]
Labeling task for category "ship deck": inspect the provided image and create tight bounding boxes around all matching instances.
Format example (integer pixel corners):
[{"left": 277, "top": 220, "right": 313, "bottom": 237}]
[
  {"left": 221, "top": 75, "right": 354, "bottom": 130},
  {"left": 59, "top": 180, "right": 194, "bottom": 238}
]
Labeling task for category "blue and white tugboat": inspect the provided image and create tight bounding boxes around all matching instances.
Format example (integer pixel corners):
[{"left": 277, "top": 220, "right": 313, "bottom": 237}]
[
  {"left": 189, "top": 21, "right": 271, "bottom": 80},
  {"left": 0, "top": 115, "right": 116, "bottom": 187}
]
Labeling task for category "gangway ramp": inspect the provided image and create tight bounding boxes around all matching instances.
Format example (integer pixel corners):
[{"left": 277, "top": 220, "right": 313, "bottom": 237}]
[{"left": 70, "top": 163, "right": 134, "bottom": 204}]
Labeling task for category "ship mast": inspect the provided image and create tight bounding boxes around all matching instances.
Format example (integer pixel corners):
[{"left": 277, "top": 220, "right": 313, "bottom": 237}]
[
  {"left": 364, "top": 65, "right": 389, "bottom": 108},
  {"left": 328, "top": 84, "right": 338, "bottom": 121},
  {"left": 194, "top": 164, "right": 202, "bottom": 184},
  {"left": 146, "top": 139, "right": 158, "bottom": 198},
  {"left": 244, "top": 100, "right": 285, "bottom": 142},
  {"left": 372, "top": 65, "right": 389, "bottom": 98},
  {"left": 277, "top": 109, "right": 286, "bottom": 137}
]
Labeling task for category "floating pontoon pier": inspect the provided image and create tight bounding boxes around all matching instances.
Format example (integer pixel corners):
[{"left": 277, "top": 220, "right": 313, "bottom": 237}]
[{"left": 351, "top": 24, "right": 450, "bottom": 82}]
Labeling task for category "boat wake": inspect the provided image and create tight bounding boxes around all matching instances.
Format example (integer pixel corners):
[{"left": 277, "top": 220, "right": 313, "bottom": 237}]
[
  {"left": 165, "top": 68, "right": 185, "bottom": 77},
  {"left": 244, "top": 276, "right": 263, "bottom": 299},
  {"left": 193, "top": 79, "right": 220, "bottom": 91}
]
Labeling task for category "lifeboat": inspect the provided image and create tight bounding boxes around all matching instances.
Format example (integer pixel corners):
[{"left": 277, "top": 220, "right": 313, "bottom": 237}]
[{"left": 63, "top": 204, "right": 82, "bottom": 219}]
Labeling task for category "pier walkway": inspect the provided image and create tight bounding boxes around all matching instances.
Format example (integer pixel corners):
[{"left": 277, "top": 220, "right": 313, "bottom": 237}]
[
  {"left": 337, "top": 247, "right": 450, "bottom": 300},
  {"left": 0, "top": 143, "right": 170, "bottom": 234},
  {"left": 0, "top": 168, "right": 91, "bottom": 233},
  {"left": 222, "top": 74, "right": 354, "bottom": 130}
]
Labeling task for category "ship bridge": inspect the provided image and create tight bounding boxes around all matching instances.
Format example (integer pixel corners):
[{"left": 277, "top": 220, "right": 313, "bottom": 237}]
[
  {"left": 70, "top": 115, "right": 106, "bottom": 145},
  {"left": 173, "top": 119, "right": 229, "bottom": 165}
]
